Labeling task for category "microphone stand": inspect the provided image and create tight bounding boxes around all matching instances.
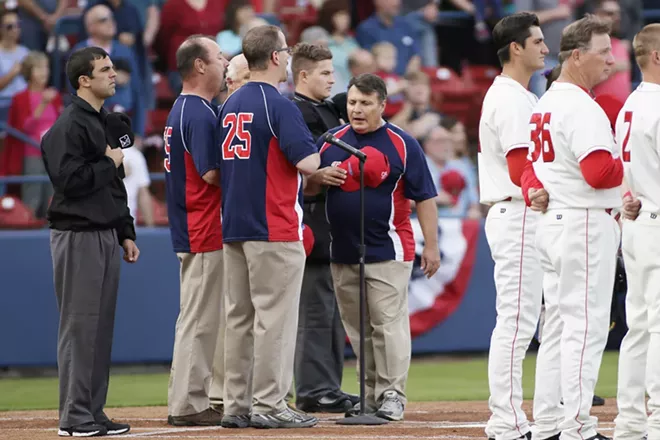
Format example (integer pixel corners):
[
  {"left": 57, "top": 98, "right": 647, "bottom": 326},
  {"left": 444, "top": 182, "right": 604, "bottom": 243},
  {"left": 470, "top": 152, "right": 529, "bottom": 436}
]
[{"left": 336, "top": 151, "right": 388, "bottom": 427}]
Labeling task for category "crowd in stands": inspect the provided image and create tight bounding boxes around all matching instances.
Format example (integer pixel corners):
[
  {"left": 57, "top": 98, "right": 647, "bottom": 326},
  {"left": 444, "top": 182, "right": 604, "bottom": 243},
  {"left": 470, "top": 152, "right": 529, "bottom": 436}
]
[{"left": 0, "top": 0, "right": 652, "bottom": 227}]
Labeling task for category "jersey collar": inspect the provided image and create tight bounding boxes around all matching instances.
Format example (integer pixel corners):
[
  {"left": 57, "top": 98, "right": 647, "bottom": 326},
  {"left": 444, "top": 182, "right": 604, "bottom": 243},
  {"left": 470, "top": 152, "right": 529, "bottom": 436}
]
[
  {"left": 550, "top": 81, "right": 594, "bottom": 98},
  {"left": 638, "top": 81, "right": 660, "bottom": 92},
  {"left": 494, "top": 74, "right": 531, "bottom": 94}
]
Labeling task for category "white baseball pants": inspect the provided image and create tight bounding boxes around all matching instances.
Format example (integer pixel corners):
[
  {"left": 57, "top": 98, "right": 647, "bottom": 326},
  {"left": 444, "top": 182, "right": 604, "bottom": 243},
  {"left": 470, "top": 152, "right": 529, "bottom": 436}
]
[
  {"left": 485, "top": 200, "right": 543, "bottom": 440},
  {"left": 615, "top": 213, "right": 660, "bottom": 440},
  {"left": 533, "top": 208, "right": 619, "bottom": 440}
]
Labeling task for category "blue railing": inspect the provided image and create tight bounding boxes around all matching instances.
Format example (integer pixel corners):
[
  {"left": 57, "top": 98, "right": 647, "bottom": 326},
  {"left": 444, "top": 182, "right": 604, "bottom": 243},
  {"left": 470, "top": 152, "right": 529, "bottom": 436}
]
[{"left": 0, "top": 173, "right": 167, "bottom": 184}]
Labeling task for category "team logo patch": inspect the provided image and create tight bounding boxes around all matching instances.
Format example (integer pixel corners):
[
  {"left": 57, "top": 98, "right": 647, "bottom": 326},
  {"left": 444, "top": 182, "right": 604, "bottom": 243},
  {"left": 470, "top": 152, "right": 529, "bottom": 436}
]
[
  {"left": 652, "top": 213, "right": 657, "bottom": 220},
  {"left": 500, "top": 208, "right": 506, "bottom": 214},
  {"left": 556, "top": 214, "right": 563, "bottom": 220},
  {"left": 119, "top": 134, "right": 131, "bottom": 148}
]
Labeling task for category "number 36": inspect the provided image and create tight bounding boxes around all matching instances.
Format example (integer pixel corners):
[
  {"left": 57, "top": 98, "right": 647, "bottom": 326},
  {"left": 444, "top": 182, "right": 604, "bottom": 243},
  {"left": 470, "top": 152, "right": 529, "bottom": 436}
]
[{"left": 529, "top": 112, "right": 555, "bottom": 162}]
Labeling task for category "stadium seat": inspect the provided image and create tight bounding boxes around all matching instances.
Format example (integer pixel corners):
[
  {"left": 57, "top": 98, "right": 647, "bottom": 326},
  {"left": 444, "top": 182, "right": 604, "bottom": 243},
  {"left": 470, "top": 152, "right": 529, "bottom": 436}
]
[
  {"left": 422, "top": 66, "right": 477, "bottom": 126},
  {"left": 277, "top": 0, "right": 318, "bottom": 45},
  {"left": 0, "top": 195, "right": 47, "bottom": 229}
]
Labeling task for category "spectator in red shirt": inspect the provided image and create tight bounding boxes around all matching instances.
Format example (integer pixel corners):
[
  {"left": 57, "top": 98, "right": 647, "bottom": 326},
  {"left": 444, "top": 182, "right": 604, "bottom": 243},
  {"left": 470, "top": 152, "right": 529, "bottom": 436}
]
[
  {"left": 154, "top": 0, "right": 225, "bottom": 95},
  {"left": 372, "top": 41, "right": 407, "bottom": 119},
  {"left": 9, "top": 51, "right": 62, "bottom": 218}
]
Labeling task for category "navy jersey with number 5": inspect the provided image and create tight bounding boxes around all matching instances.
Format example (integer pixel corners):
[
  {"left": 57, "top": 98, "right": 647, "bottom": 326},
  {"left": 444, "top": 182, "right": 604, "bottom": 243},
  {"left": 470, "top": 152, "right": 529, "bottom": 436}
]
[
  {"left": 320, "top": 122, "right": 437, "bottom": 264},
  {"left": 164, "top": 94, "right": 222, "bottom": 253},
  {"left": 218, "top": 82, "right": 318, "bottom": 242}
]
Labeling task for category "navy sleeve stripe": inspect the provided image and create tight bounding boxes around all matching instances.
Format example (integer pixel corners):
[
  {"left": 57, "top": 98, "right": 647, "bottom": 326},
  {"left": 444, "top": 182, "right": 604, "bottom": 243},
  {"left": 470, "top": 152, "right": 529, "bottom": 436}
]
[
  {"left": 259, "top": 85, "right": 277, "bottom": 139},
  {"left": 386, "top": 128, "right": 407, "bottom": 171},
  {"left": 179, "top": 97, "right": 191, "bottom": 154}
]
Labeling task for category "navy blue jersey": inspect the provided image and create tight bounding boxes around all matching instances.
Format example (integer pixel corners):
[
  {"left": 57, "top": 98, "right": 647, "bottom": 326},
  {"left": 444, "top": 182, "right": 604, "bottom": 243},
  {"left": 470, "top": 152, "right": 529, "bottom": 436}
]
[
  {"left": 320, "top": 122, "right": 437, "bottom": 264},
  {"left": 164, "top": 94, "right": 222, "bottom": 253},
  {"left": 218, "top": 82, "right": 318, "bottom": 242}
]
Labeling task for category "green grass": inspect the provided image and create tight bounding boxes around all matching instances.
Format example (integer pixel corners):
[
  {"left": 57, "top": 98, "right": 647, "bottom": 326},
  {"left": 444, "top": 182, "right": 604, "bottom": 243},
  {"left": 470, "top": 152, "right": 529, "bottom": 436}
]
[{"left": 0, "top": 352, "right": 621, "bottom": 411}]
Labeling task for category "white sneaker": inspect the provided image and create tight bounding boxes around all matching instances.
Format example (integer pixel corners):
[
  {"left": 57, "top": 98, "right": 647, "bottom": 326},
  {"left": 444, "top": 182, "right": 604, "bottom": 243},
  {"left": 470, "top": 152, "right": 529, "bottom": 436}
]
[{"left": 375, "top": 391, "right": 404, "bottom": 421}]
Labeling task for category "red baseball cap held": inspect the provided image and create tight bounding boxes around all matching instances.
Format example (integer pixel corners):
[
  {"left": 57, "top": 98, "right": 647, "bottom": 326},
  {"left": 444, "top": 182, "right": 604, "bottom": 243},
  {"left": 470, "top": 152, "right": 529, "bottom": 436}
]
[
  {"left": 302, "top": 223, "right": 314, "bottom": 257},
  {"left": 337, "top": 146, "right": 391, "bottom": 192},
  {"left": 440, "top": 169, "right": 466, "bottom": 205}
]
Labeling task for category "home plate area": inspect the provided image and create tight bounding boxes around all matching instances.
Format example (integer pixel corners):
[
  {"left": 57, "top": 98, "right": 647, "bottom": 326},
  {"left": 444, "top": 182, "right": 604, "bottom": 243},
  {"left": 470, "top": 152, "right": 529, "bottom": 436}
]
[{"left": 0, "top": 401, "right": 618, "bottom": 440}]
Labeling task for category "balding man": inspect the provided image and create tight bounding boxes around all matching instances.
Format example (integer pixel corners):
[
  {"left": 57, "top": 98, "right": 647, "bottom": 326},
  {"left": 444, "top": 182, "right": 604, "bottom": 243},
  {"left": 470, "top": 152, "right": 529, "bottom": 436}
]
[
  {"left": 348, "top": 48, "right": 377, "bottom": 78},
  {"left": 71, "top": 5, "right": 146, "bottom": 138},
  {"left": 225, "top": 54, "right": 250, "bottom": 95},
  {"left": 164, "top": 35, "right": 229, "bottom": 427}
]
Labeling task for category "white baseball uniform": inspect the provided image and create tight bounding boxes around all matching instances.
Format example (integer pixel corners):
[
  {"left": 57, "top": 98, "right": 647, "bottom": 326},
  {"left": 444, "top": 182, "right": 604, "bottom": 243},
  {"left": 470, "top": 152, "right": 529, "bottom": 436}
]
[
  {"left": 479, "top": 75, "right": 543, "bottom": 440},
  {"left": 614, "top": 81, "right": 660, "bottom": 440},
  {"left": 530, "top": 82, "right": 621, "bottom": 440}
]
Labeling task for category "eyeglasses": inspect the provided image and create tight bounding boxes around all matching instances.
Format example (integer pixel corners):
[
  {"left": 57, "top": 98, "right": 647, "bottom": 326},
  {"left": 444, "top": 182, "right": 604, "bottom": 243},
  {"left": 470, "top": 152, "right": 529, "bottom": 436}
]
[
  {"left": 275, "top": 47, "right": 292, "bottom": 55},
  {"left": 2, "top": 22, "right": 20, "bottom": 31}
]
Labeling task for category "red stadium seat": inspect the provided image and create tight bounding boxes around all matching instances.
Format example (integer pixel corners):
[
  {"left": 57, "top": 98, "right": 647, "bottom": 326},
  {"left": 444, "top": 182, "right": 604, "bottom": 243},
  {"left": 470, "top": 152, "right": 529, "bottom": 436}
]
[
  {"left": 422, "top": 66, "right": 478, "bottom": 126},
  {"left": 0, "top": 195, "right": 47, "bottom": 229}
]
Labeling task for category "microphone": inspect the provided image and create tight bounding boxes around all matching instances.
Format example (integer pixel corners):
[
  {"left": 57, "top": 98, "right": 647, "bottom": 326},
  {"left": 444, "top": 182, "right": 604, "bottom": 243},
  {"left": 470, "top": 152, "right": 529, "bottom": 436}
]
[{"left": 321, "top": 132, "right": 367, "bottom": 162}]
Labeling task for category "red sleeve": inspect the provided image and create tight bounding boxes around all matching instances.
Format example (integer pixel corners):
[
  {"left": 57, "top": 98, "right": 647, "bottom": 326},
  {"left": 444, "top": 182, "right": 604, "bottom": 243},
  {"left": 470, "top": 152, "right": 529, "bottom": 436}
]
[
  {"left": 505, "top": 147, "right": 528, "bottom": 187},
  {"left": 520, "top": 160, "right": 544, "bottom": 206},
  {"left": 579, "top": 150, "right": 624, "bottom": 189}
]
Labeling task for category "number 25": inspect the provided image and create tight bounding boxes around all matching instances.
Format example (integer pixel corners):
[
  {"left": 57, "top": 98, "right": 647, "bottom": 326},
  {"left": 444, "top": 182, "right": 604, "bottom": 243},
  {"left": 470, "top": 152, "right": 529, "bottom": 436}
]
[
  {"left": 530, "top": 112, "right": 555, "bottom": 162},
  {"left": 222, "top": 112, "right": 253, "bottom": 160}
]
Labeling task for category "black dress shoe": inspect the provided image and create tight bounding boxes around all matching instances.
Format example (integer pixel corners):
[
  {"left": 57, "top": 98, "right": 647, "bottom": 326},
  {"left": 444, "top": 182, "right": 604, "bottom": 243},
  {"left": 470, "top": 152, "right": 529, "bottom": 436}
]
[
  {"left": 296, "top": 391, "right": 354, "bottom": 413},
  {"left": 586, "top": 434, "right": 611, "bottom": 440}
]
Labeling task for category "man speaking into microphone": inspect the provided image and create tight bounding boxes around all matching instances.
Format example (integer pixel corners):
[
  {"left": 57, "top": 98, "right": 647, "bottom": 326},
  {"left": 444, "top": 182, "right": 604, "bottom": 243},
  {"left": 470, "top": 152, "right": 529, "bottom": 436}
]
[{"left": 306, "top": 73, "right": 440, "bottom": 422}]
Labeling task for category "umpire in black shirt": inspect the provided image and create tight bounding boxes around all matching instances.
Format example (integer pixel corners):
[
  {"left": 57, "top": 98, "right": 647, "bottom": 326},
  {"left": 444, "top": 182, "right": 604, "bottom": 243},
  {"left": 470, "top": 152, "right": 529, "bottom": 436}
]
[
  {"left": 41, "top": 46, "right": 139, "bottom": 437},
  {"left": 289, "top": 43, "right": 357, "bottom": 413}
]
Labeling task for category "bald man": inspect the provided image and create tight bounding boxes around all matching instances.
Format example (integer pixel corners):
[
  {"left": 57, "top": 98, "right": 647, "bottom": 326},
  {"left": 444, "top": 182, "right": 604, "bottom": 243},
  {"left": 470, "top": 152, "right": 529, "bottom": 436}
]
[
  {"left": 347, "top": 48, "right": 376, "bottom": 78},
  {"left": 226, "top": 54, "right": 250, "bottom": 95},
  {"left": 165, "top": 35, "right": 229, "bottom": 427},
  {"left": 72, "top": 4, "right": 146, "bottom": 137}
]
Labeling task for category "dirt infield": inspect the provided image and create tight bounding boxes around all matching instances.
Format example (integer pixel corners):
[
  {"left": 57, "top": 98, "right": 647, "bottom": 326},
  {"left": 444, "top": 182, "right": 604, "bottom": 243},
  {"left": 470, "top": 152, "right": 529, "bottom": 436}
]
[{"left": 0, "top": 400, "right": 618, "bottom": 439}]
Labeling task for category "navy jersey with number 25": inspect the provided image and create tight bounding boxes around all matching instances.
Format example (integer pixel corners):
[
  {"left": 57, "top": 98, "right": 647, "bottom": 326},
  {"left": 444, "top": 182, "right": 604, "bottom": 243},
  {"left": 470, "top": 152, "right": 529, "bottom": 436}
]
[{"left": 218, "top": 82, "right": 318, "bottom": 242}]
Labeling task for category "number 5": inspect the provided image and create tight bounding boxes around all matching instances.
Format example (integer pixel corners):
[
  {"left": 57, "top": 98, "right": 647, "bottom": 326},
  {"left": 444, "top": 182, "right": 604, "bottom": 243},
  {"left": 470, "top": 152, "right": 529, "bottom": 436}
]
[
  {"left": 163, "top": 126, "right": 172, "bottom": 172},
  {"left": 621, "top": 111, "right": 632, "bottom": 162},
  {"left": 222, "top": 112, "right": 253, "bottom": 160},
  {"left": 530, "top": 112, "right": 555, "bottom": 162}
]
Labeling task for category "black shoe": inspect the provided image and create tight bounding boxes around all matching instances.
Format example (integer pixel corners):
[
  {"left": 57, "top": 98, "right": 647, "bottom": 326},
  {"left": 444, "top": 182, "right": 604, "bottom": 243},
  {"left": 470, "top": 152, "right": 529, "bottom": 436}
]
[
  {"left": 542, "top": 435, "right": 560, "bottom": 440},
  {"left": 98, "top": 420, "right": 130, "bottom": 436},
  {"left": 593, "top": 395, "right": 605, "bottom": 406},
  {"left": 221, "top": 414, "right": 251, "bottom": 428},
  {"left": 58, "top": 422, "right": 108, "bottom": 437},
  {"left": 586, "top": 434, "right": 611, "bottom": 440},
  {"left": 250, "top": 407, "right": 318, "bottom": 428},
  {"left": 344, "top": 392, "right": 360, "bottom": 406},
  {"left": 296, "top": 391, "right": 354, "bottom": 413}
]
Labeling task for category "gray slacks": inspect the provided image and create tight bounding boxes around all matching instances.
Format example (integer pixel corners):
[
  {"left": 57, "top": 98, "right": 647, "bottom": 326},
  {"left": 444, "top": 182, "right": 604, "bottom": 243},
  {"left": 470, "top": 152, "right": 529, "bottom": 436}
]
[
  {"left": 50, "top": 229, "right": 121, "bottom": 428},
  {"left": 294, "top": 263, "right": 346, "bottom": 402}
]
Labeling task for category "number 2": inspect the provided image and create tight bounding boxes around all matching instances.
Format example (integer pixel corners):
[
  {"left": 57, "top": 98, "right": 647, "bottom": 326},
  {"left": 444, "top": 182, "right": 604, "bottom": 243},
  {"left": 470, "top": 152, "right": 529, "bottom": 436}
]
[
  {"left": 163, "top": 126, "right": 172, "bottom": 172},
  {"left": 222, "top": 112, "right": 253, "bottom": 160},
  {"left": 622, "top": 111, "right": 633, "bottom": 162},
  {"left": 530, "top": 112, "right": 555, "bottom": 162}
]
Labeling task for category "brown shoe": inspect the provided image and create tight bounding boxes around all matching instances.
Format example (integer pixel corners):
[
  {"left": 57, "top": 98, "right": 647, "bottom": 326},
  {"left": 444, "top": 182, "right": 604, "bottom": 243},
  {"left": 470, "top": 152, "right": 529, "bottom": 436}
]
[{"left": 167, "top": 407, "right": 223, "bottom": 426}]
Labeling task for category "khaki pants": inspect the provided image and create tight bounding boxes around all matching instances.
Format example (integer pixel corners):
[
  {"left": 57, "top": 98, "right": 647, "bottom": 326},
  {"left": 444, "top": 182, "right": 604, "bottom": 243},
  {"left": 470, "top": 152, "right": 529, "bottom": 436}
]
[
  {"left": 223, "top": 241, "right": 306, "bottom": 415},
  {"left": 331, "top": 260, "right": 413, "bottom": 407},
  {"left": 168, "top": 249, "right": 224, "bottom": 417}
]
